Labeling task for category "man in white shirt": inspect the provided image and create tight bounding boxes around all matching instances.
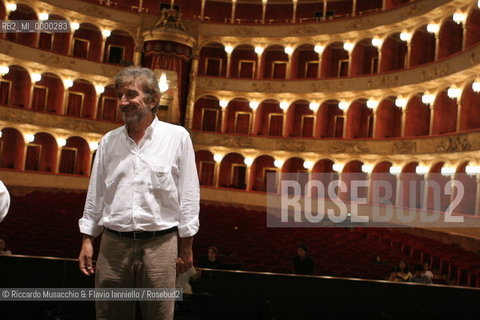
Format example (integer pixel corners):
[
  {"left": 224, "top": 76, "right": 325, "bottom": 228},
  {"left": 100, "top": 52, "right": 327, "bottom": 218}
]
[
  {"left": 0, "top": 180, "right": 10, "bottom": 223},
  {"left": 78, "top": 67, "right": 200, "bottom": 320}
]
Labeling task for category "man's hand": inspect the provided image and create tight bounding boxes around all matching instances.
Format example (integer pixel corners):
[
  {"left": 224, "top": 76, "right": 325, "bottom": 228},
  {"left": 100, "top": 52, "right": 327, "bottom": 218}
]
[
  {"left": 176, "top": 236, "right": 193, "bottom": 275},
  {"left": 78, "top": 235, "right": 95, "bottom": 276}
]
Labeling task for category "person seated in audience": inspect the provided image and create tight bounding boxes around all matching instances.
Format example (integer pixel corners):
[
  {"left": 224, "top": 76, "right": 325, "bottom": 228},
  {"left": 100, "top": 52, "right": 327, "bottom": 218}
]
[
  {"left": 0, "top": 239, "right": 12, "bottom": 255},
  {"left": 389, "top": 260, "right": 412, "bottom": 282},
  {"left": 198, "top": 246, "right": 223, "bottom": 269},
  {"left": 292, "top": 244, "right": 314, "bottom": 275},
  {"left": 422, "top": 262, "right": 434, "bottom": 280},
  {"left": 0, "top": 180, "right": 10, "bottom": 223},
  {"left": 410, "top": 263, "right": 432, "bottom": 284}
]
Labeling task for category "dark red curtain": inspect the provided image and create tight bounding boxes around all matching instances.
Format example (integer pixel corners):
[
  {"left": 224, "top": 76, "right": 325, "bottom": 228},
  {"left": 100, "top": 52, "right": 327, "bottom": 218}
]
[
  {"left": 38, "top": 32, "right": 53, "bottom": 50},
  {"left": 59, "top": 148, "right": 76, "bottom": 174},
  {"left": 202, "top": 109, "right": 218, "bottom": 131},
  {"left": 200, "top": 161, "right": 214, "bottom": 186},
  {"left": 31, "top": 86, "right": 47, "bottom": 112},
  {"left": 66, "top": 92, "right": 83, "bottom": 116},
  {"left": 100, "top": 97, "right": 118, "bottom": 122},
  {"left": 73, "top": 38, "right": 89, "bottom": 58},
  {"left": 235, "top": 112, "right": 251, "bottom": 134},
  {"left": 143, "top": 41, "right": 192, "bottom": 125},
  {"left": 239, "top": 61, "right": 255, "bottom": 78},
  {"left": 302, "top": 116, "right": 314, "bottom": 137},
  {"left": 269, "top": 114, "right": 283, "bottom": 136},
  {"left": 25, "top": 145, "right": 41, "bottom": 171},
  {"left": 232, "top": 165, "right": 246, "bottom": 189},
  {"left": 0, "top": 80, "right": 11, "bottom": 105}
]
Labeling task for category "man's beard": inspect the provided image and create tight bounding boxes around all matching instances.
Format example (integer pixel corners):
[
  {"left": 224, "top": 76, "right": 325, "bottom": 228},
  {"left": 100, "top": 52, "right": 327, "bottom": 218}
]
[{"left": 121, "top": 104, "right": 149, "bottom": 125}]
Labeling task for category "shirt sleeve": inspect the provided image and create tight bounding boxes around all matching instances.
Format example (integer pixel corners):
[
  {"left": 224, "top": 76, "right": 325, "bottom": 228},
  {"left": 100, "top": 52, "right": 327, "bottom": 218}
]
[
  {"left": 0, "top": 180, "right": 10, "bottom": 223},
  {"left": 78, "top": 140, "right": 106, "bottom": 237},
  {"left": 176, "top": 130, "right": 200, "bottom": 238}
]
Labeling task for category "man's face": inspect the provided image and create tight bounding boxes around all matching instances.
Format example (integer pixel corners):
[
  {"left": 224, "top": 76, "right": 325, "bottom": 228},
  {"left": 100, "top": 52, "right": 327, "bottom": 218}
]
[
  {"left": 297, "top": 247, "right": 306, "bottom": 258},
  {"left": 208, "top": 249, "right": 217, "bottom": 261},
  {"left": 117, "top": 82, "right": 152, "bottom": 125}
]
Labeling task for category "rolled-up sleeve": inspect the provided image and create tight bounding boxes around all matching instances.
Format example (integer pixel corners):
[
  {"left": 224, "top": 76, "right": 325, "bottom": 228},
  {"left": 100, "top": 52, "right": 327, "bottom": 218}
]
[
  {"left": 176, "top": 130, "right": 200, "bottom": 238},
  {"left": 0, "top": 180, "right": 10, "bottom": 223},
  {"left": 79, "top": 141, "right": 106, "bottom": 237}
]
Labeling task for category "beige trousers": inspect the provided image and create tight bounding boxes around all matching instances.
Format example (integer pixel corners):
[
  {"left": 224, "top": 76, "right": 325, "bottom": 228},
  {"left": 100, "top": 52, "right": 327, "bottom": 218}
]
[{"left": 95, "top": 230, "right": 177, "bottom": 320}]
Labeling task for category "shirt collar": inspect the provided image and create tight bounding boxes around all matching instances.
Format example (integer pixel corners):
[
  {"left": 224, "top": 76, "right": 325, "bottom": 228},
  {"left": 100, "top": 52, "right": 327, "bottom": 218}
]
[{"left": 122, "top": 115, "right": 159, "bottom": 141}]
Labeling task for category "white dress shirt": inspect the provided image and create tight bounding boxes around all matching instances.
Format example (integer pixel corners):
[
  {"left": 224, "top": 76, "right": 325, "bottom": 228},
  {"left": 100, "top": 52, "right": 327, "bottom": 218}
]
[
  {"left": 0, "top": 180, "right": 10, "bottom": 223},
  {"left": 79, "top": 117, "right": 200, "bottom": 238}
]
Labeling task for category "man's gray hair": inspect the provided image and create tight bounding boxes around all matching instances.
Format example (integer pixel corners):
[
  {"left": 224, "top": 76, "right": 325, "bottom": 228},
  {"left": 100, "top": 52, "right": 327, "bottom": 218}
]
[{"left": 114, "top": 67, "right": 161, "bottom": 113}]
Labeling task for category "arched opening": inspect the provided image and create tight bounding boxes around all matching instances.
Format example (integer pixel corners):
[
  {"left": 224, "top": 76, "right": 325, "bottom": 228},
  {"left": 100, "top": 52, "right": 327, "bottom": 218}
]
[
  {"left": 255, "top": 100, "right": 283, "bottom": 136},
  {"left": 225, "top": 98, "right": 251, "bottom": 134},
  {"left": 263, "top": 45, "right": 288, "bottom": 79},
  {"left": 437, "top": 17, "right": 463, "bottom": 59},
  {"left": 410, "top": 26, "right": 436, "bottom": 67},
  {"left": 292, "top": 44, "right": 319, "bottom": 79},
  {"left": 459, "top": 82, "right": 480, "bottom": 130},
  {"left": 31, "top": 72, "right": 64, "bottom": 113},
  {"left": 38, "top": 14, "right": 70, "bottom": 55},
  {"left": 104, "top": 29, "right": 135, "bottom": 65},
  {"left": 350, "top": 38, "right": 379, "bottom": 76},
  {"left": 316, "top": 100, "right": 343, "bottom": 138},
  {"left": 96, "top": 85, "right": 120, "bottom": 123},
  {"left": 371, "top": 161, "right": 395, "bottom": 205},
  {"left": 375, "top": 98, "right": 401, "bottom": 138},
  {"left": 25, "top": 132, "right": 57, "bottom": 172},
  {"left": 345, "top": 99, "right": 373, "bottom": 138},
  {"left": 1, "top": 65, "right": 31, "bottom": 108},
  {"left": 251, "top": 155, "right": 276, "bottom": 192},
  {"left": 198, "top": 42, "right": 227, "bottom": 77},
  {"left": 281, "top": 157, "right": 307, "bottom": 195},
  {"left": 311, "top": 159, "right": 335, "bottom": 199},
  {"left": 219, "top": 153, "right": 246, "bottom": 190},
  {"left": 455, "top": 162, "right": 476, "bottom": 215},
  {"left": 0, "top": 127, "right": 25, "bottom": 169},
  {"left": 432, "top": 90, "right": 457, "bottom": 135},
  {"left": 426, "top": 162, "right": 450, "bottom": 212},
  {"left": 466, "top": 8, "right": 480, "bottom": 48},
  {"left": 380, "top": 33, "right": 407, "bottom": 72},
  {"left": 59, "top": 136, "right": 90, "bottom": 175},
  {"left": 195, "top": 150, "right": 215, "bottom": 186},
  {"left": 192, "top": 96, "right": 221, "bottom": 132},
  {"left": 66, "top": 79, "right": 96, "bottom": 118},
  {"left": 71, "top": 23, "right": 103, "bottom": 61},
  {"left": 230, "top": 44, "right": 257, "bottom": 79},
  {"left": 321, "top": 42, "right": 349, "bottom": 78},
  {"left": 341, "top": 160, "right": 367, "bottom": 202},
  {"left": 404, "top": 95, "right": 430, "bottom": 137},
  {"left": 399, "top": 162, "right": 422, "bottom": 209},
  {"left": 6, "top": 4, "right": 37, "bottom": 46},
  {"left": 285, "top": 100, "right": 312, "bottom": 137}
]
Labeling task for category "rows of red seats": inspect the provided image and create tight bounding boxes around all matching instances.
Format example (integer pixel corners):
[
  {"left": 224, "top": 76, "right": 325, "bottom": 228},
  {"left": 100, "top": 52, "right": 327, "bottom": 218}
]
[{"left": 1, "top": 192, "right": 479, "bottom": 286}]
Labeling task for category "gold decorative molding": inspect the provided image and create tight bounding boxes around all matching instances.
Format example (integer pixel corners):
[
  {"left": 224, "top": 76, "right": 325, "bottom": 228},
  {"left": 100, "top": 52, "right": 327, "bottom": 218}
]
[
  {"left": 195, "top": 43, "right": 480, "bottom": 100},
  {"left": 0, "top": 39, "right": 120, "bottom": 83},
  {"left": 191, "top": 130, "right": 480, "bottom": 160},
  {"left": 0, "top": 106, "right": 118, "bottom": 139}
]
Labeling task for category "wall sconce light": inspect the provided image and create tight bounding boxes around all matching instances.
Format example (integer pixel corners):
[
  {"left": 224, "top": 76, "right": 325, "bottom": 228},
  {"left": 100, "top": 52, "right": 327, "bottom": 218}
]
[
  {"left": 421, "top": 94, "right": 435, "bottom": 106},
  {"left": 57, "top": 138, "right": 67, "bottom": 147},
  {"left": 159, "top": 72, "right": 169, "bottom": 94},
  {"left": 343, "top": 42, "right": 354, "bottom": 52},
  {"left": 284, "top": 46, "right": 294, "bottom": 55},
  {"left": 447, "top": 87, "right": 461, "bottom": 99},
  {"left": 395, "top": 97, "right": 407, "bottom": 108},
  {"left": 366, "top": 99, "right": 378, "bottom": 109},
  {"left": 249, "top": 101, "right": 259, "bottom": 110},
  {"left": 274, "top": 159, "right": 284, "bottom": 168},
  {"left": 361, "top": 164, "right": 373, "bottom": 174},
  {"left": 224, "top": 45, "right": 234, "bottom": 54},
  {"left": 279, "top": 101, "right": 289, "bottom": 111},
  {"left": 332, "top": 163, "right": 344, "bottom": 172},
  {"left": 95, "top": 85, "right": 105, "bottom": 94},
  {"left": 466, "top": 165, "right": 480, "bottom": 176},
  {"left": 426, "top": 24, "right": 440, "bottom": 34},
  {"left": 472, "top": 81, "right": 480, "bottom": 93},
  {"left": 309, "top": 102, "right": 320, "bottom": 112},
  {"left": 338, "top": 101, "right": 349, "bottom": 111},
  {"left": 314, "top": 45, "right": 324, "bottom": 53},
  {"left": 303, "top": 161, "right": 314, "bottom": 170},
  {"left": 31, "top": 73, "right": 42, "bottom": 82},
  {"left": 219, "top": 99, "right": 229, "bottom": 108},
  {"left": 244, "top": 157, "right": 254, "bottom": 166},
  {"left": 6, "top": 2, "right": 17, "bottom": 12},
  {"left": 0, "top": 66, "right": 9, "bottom": 76},
  {"left": 64, "top": 79, "right": 74, "bottom": 88},
  {"left": 213, "top": 154, "right": 223, "bottom": 163},
  {"left": 102, "top": 29, "right": 111, "bottom": 38},
  {"left": 38, "top": 12, "right": 49, "bottom": 21},
  {"left": 389, "top": 166, "right": 402, "bottom": 175},
  {"left": 70, "top": 22, "right": 80, "bottom": 31},
  {"left": 399, "top": 32, "right": 412, "bottom": 42},
  {"left": 89, "top": 141, "right": 99, "bottom": 151},
  {"left": 254, "top": 46, "right": 264, "bottom": 55},
  {"left": 415, "top": 166, "right": 429, "bottom": 175},
  {"left": 441, "top": 166, "right": 455, "bottom": 177},
  {"left": 371, "top": 38, "right": 383, "bottom": 47},
  {"left": 452, "top": 12, "right": 466, "bottom": 24},
  {"left": 25, "top": 134, "right": 35, "bottom": 143}
]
